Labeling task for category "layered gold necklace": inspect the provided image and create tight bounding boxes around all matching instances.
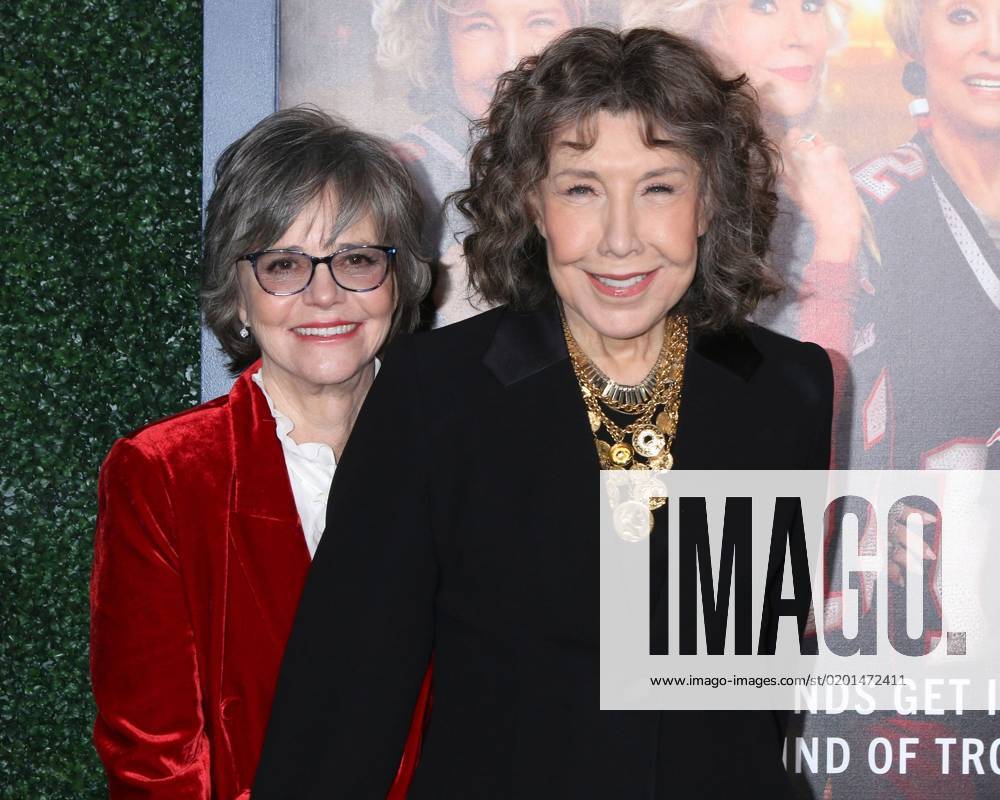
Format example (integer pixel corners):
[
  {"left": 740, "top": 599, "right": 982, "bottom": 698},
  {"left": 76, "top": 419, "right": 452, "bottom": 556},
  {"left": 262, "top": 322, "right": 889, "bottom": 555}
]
[{"left": 562, "top": 310, "right": 688, "bottom": 472}]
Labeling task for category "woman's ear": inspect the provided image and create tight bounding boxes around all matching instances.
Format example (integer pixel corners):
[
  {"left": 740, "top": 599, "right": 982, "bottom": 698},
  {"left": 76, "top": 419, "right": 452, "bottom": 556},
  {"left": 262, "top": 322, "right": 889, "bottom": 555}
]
[
  {"left": 697, "top": 194, "right": 713, "bottom": 238},
  {"left": 236, "top": 275, "right": 250, "bottom": 329},
  {"left": 528, "top": 188, "right": 547, "bottom": 239}
]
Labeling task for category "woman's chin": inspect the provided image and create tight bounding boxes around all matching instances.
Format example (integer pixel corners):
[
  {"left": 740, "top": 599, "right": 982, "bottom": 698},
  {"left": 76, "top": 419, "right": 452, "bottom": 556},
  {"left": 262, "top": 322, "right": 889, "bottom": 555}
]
[
  {"left": 573, "top": 306, "right": 668, "bottom": 343},
  {"left": 765, "top": 93, "right": 819, "bottom": 127}
]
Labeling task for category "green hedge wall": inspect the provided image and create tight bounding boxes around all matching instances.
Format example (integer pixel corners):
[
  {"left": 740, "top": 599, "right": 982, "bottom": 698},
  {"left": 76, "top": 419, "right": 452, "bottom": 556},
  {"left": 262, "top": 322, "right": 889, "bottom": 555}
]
[{"left": 1, "top": 2, "right": 202, "bottom": 797}]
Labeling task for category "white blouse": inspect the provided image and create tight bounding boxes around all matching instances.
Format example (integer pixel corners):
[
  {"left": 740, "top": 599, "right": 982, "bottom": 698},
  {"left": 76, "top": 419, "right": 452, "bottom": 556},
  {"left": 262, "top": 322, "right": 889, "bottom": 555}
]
[{"left": 251, "top": 364, "right": 379, "bottom": 558}]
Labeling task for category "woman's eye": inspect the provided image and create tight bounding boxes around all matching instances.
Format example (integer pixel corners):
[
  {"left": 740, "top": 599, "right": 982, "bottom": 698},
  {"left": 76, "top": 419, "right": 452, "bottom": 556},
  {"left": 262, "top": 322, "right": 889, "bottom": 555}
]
[
  {"left": 527, "top": 16, "right": 557, "bottom": 29},
  {"left": 947, "top": 6, "right": 976, "bottom": 23},
  {"left": 462, "top": 20, "right": 494, "bottom": 33},
  {"left": 343, "top": 254, "right": 376, "bottom": 269},
  {"left": 266, "top": 259, "right": 297, "bottom": 272},
  {"left": 645, "top": 183, "right": 676, "bottom": 195},
  {"left": 564, "top": 184, "right": 596, "bottom": 197},
  {"left": 802, "top": 0, "right": 825, "bottom": 12},
  {"left": 750, "top": 0, "right": 779, "bottom": 13}
]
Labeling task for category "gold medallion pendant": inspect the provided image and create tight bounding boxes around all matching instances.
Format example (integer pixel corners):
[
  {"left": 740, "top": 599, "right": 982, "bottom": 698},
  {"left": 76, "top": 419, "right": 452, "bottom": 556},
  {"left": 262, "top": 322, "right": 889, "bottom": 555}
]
[
  {"left": 632, "top": 426, "right": 665, "bottom": 458},
  {"left": 612, "top": 500, "right": 655, "bottom": 542},
  {"left": 655, "top": 409, "right": 676, "bottom": 436},
  {"left": 608, "top": 442, "right": 633, "bottom": 468},
  {"left": 630, "top": 474, "right": 668, "bottom": 511},
  {"left": 649, "top": 451, "right": 674, "bottom": 471},
  {"left": 596, "top": 439, "right": 611, "bottom": 466},
  {"left": 562, "top": 308, "right": 687, "bottom": 474}
]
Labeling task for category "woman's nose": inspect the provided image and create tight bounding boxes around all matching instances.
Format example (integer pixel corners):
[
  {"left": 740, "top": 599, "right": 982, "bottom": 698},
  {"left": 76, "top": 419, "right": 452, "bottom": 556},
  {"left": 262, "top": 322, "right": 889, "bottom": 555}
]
[
  {"left": 983, "top": 13, "right": 1000, "bottom": 59},
  {"left": 303, "top": 261, "right": 344, "bottom": 307},
  {"left": 783, "top": 8, "right": 816, "bottom": 48},
  {"left": 600, "top": 196, "right": 642, "bottom": 259}
]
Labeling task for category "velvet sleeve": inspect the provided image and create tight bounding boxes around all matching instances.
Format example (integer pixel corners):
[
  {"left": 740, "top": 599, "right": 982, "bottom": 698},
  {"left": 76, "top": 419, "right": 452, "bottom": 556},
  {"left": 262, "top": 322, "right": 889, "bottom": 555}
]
[
  {"left": 253, "top": 334, "right": 437, "bottom": 799},
  {"left": 90, "top": 438, "right": 211, "bottom": 799}
]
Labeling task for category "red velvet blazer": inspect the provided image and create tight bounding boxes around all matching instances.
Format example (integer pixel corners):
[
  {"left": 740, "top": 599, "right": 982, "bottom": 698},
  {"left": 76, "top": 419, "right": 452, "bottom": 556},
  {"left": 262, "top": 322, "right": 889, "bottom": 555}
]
[{"left": 91, "top": 364, "right": 430, "bottom": 799}]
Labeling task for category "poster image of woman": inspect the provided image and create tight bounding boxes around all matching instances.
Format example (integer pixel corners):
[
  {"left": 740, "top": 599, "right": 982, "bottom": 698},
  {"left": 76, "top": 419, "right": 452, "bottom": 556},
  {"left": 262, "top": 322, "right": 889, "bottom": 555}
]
[
  {"left": 847, "top": 0, "right": 1000, "bottom": 472},
  {"left": 372, "top": 0, "right": 608, "bottom": 326},
  {"left": 624, "top": 0, "right": 864, "bottom": 363},
  {"left": 813, "top": 3, "right": 999, "bottom": 795}
]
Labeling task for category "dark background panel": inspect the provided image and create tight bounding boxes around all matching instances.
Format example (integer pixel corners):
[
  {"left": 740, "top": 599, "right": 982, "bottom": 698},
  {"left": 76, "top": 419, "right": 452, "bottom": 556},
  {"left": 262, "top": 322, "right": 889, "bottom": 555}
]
[{"left": 0, "top": 2, "right": 202, "bottom": 797}]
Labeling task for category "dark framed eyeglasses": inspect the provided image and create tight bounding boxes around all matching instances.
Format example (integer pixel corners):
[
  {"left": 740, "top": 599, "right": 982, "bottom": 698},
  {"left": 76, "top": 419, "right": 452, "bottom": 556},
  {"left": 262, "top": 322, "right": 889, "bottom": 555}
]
[{"left": 238, "top": 245, "right": 396, "bottom": 295}]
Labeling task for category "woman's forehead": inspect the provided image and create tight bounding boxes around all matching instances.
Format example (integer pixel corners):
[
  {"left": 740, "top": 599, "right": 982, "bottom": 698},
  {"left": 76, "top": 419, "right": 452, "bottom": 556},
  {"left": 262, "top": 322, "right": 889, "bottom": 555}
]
[
  {"left": 439, "top": 0, "right": 577, "bottom": 16},
  {"left": 278, "top": 190, "right": 380, "bottom": 248},
  {"left": 548, "top": 112, "right": 694, "bottom": 162}
]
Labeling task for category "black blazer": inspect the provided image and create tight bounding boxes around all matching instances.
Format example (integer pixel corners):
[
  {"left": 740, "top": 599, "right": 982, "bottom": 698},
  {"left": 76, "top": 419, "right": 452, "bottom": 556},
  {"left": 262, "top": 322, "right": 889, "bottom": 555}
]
[{"left": 253, "top": 304, "right": 833, "bottom": 799}]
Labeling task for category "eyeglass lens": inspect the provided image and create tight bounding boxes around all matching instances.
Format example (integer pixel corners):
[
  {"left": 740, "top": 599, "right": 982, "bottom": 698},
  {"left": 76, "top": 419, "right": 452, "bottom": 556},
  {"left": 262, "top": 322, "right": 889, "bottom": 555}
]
[{"left": 255, "top": 248, "right": 388, "bottom": 293}]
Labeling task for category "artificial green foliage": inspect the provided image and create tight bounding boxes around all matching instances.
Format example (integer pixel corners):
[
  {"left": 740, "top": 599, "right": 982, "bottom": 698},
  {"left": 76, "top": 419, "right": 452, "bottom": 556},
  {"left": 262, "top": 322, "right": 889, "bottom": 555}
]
[{"left": 1, "top": 2, "right": 202, "bottom": 796}]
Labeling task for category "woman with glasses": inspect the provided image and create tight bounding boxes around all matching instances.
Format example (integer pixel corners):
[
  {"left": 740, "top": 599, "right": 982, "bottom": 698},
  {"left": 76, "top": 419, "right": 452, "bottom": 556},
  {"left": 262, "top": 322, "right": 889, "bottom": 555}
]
[
  {"left": 90, "top": 108, "right": 432, "bottom": 799},
  {"left": 254, "top": 29, "right": 832, "bottom": 798}
]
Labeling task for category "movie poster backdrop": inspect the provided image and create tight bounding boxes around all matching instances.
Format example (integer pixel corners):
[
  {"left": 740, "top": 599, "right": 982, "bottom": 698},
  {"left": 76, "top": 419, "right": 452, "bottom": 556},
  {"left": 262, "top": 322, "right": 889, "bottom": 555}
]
[{"left": 207, "top": 1, "right": 1000, "bottom": 796}]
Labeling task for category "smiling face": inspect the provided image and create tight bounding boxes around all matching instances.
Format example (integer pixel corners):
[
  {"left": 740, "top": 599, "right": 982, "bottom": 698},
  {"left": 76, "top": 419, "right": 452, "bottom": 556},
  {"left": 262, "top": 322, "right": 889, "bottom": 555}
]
[
  {"left": 706, "top": 0, "right": 831, "bottom": 120},
  {"left": 532, "top": 111, "right": 706, "bottom": 346},
  {"left": 445, "top": 0, "right": 574, "bottom": 118},
  {"left": 919, "top": 0, "right": 1000, "bottom": 134},
  {"left": 237, "top": 193, "right": 395, "bottom": 398}
]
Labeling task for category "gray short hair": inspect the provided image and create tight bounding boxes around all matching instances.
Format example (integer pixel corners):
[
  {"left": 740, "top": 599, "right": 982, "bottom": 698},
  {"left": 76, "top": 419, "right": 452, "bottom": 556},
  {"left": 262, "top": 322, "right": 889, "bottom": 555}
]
[{"left": 201, "top": 107, "right": 431, "bottom": 373}]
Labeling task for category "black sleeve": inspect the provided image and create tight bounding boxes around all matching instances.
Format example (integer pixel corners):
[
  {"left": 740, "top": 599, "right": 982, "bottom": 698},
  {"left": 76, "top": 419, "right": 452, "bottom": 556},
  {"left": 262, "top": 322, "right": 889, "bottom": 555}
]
[
  {"left": 253, "top": 335, "right": 437, "bottom": 799},
  {"left": 804, "top": 341, "right": 835, "bottom": 470}
]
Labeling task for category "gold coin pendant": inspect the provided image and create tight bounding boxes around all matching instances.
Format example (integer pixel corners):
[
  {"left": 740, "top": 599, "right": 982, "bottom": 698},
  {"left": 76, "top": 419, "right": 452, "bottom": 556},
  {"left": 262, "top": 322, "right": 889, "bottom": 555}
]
[
  {"left": 649, "top": 451, "right": 674, "bottom": 471},
  {"left": 632, "top": 426, "right": 665, "bottom": 458},
  {"left": 596, "top": 439, "right": 611, "bottom": 466},
  {"left": 655, "top": 410, "right": 676, "bottom": 436},
  {"left": 609, "top": 442, "right": 633, "bottom": 467},
  {"left": 612, "top": 500, "right": 655, "bottom": 542}
]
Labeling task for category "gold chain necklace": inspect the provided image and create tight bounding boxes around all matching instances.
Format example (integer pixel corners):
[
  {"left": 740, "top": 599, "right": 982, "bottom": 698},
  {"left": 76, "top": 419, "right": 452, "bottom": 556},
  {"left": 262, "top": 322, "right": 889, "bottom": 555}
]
[
  {"left": 562, "top": 311, "right": 688, "bottom": 472},
  {"left": 573, "top": 345, "right": 668, "bottom": 410}
]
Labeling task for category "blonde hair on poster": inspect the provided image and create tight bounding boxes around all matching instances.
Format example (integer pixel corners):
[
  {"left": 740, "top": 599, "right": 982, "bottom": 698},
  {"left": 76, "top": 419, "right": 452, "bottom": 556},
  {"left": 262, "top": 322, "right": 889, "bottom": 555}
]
[
  {"left": 371, "top": 0, "right": 590, "bottom": 91},
  {"left": 883, "top": 0, "right": 924, "bottom": 56},
  {"left": 621, "top": 0, "right": 851, "bottom": 53}
]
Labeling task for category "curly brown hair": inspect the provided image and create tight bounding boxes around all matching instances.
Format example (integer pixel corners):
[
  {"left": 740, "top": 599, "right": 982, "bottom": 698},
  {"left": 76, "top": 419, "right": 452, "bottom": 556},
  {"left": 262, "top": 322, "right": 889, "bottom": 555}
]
[{"left": 451, "top": 26, "right": 782, "bottom": 330}]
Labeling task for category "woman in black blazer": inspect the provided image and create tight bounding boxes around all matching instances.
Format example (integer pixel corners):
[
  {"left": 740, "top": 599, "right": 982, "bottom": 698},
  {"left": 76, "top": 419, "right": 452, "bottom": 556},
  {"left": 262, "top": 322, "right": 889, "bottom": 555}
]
[{"left": 254, "top": 27, "right": 833, "bottom": 799}]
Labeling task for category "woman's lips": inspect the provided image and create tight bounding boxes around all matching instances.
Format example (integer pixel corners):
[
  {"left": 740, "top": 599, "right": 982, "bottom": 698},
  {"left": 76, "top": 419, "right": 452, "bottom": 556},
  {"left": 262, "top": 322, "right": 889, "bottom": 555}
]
[
  {"left": 769, "top": 66, "right": 815, "bottom": 83},
  {"left": 965, "top": 75, "right": 1000, "bottom": 97},
  {"left": 587, "top": 270, "right": 657, "bottom": 298},
  {"left": 291, "top": 322, "right": 361, "bottom": 341}
]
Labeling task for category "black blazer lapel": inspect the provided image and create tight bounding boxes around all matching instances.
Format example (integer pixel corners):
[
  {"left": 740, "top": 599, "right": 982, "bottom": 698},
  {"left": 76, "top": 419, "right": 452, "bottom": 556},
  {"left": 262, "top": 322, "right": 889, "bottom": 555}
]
[
  {"left": 483, "top": 303, "right": 570, "bottom": 387},
  {"left": 672, "top": 325, "right": 763, "bottom": 470},
  {"left": 481, "top": 304, "right": 596, "bottom": 472},
  {"left": 691, "top": 326, "right": 762, "bottom": 383}
]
